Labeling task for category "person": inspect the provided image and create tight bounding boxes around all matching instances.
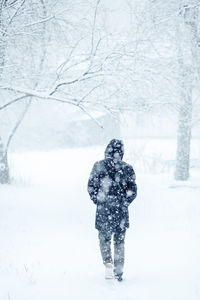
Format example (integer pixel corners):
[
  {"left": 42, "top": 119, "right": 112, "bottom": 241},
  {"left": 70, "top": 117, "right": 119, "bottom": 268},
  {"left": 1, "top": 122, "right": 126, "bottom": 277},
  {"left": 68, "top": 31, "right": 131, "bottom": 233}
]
[{"left": 87, "top": 139, "right": 137, "bottom": 281}]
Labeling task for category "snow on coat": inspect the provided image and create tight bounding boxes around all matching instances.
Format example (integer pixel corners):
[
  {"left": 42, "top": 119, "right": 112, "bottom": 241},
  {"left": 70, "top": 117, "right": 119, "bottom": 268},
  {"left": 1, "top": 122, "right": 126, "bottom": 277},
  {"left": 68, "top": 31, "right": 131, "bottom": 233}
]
[{"left": 87, "top": 139, "right": 137, "bottom": 232}]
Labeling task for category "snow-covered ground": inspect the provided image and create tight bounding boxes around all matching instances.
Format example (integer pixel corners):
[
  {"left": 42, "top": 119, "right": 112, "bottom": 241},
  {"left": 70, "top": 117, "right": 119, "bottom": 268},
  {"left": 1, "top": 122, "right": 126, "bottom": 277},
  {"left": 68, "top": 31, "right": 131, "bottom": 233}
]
[{"left": 0, "top": 145, "right": 200, "bottom": 300}]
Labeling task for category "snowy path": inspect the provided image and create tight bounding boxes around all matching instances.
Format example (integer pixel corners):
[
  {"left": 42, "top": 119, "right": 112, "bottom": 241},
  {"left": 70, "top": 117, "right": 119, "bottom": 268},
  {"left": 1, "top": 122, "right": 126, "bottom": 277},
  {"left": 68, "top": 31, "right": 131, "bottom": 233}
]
[{"left": 0, "top": 149, "right": 200, "bottom": 300}]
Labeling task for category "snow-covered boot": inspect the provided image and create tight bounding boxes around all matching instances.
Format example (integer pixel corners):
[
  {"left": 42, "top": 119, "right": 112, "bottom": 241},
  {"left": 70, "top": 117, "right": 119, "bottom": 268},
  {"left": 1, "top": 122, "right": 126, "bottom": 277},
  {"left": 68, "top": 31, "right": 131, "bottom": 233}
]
[
  {"left": 115, "top": 273, "right": 123, "bottom": 282},
  {"left": 105, "top": 263, "right": 114, "bottom": 279}
]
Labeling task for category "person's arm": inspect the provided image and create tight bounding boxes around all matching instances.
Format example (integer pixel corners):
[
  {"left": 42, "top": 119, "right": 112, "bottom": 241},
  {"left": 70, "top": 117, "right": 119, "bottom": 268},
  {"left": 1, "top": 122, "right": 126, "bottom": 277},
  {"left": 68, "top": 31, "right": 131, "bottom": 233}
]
[
  {"left": 124, "top": 166, "right": 137, "bottom": 206},
  {"left": 87, "top": 162, "right": 100, "bottom": 205}
]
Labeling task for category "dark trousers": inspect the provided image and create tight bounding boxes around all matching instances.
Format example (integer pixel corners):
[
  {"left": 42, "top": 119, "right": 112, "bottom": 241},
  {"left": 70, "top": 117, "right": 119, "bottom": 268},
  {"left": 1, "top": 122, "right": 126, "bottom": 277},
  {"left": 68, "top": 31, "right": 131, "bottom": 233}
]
[{"left": 98, "top": 229, "right": 126, "bottom": 276}]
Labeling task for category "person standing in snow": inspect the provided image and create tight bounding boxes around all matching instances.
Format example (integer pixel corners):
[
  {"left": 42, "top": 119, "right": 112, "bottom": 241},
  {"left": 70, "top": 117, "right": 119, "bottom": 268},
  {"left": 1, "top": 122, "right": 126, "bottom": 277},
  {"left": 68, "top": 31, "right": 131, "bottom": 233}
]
[{"left": 87, "top": 139, "right": 137, "bottom": 281}]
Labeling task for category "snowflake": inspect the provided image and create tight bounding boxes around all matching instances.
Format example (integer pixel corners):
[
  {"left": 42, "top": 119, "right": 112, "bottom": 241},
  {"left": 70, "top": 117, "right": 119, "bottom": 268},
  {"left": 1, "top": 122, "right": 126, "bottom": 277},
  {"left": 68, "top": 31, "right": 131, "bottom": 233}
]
[{"left": 0, "top": 163, "right": 6, "bottom": 171}]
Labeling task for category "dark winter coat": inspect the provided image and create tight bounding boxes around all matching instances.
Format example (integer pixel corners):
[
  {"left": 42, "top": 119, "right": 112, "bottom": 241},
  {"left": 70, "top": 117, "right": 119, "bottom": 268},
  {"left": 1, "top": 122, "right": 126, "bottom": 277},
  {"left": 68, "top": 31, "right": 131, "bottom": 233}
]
[{"left": 87, "top": 139, "right": 137, "bottom": 233}]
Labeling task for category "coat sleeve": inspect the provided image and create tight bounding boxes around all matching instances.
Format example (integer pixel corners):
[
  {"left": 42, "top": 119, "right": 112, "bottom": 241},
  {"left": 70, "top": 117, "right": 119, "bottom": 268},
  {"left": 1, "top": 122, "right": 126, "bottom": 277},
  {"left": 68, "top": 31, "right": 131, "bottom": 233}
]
[
  {"left": 87, "top": 162, "right": 101, "bottom": 205},
  {"left": 124, "top": 166, "right": 137, "bottom": 206}
]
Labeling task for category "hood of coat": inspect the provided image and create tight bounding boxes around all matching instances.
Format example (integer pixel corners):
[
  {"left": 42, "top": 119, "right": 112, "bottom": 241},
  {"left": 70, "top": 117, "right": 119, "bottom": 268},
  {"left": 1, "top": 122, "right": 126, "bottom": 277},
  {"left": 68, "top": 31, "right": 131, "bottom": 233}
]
[{"left": 104, "top": 139, "right": 124, "bottom": 161}]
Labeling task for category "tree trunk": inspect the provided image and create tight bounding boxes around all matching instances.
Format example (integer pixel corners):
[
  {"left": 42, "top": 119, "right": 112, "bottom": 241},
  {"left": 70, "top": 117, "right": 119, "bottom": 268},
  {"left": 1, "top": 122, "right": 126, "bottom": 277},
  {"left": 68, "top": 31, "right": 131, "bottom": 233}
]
[
  {"left": 174, "top": 3, "right": 199, "bottom": 181},
  {"left": 175, "top": 85, "right": 192, "bottom": 180},
  {"left": 174, "top": 21, "right": 193, "bottom": 180},
  {"left": 0, "top": 2, "right": 10, "bottom": 184},
  {"left": 0, "top": 138, "right": 9, "bottom": 184}
]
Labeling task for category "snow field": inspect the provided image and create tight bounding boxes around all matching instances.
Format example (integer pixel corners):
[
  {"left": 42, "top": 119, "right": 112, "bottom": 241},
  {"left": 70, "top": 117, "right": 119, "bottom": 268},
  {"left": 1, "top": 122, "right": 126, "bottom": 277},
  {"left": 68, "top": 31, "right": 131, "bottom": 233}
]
[{"left": 0, "top": 144, "right": 200, "bottom": 300}]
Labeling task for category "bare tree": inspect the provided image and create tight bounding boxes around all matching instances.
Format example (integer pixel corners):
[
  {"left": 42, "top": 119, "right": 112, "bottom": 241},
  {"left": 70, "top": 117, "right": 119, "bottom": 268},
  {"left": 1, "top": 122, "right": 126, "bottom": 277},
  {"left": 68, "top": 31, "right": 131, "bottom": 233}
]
[
  {"left": 0, "top": 0, "right": 127, "bottom": 183},
  {"left": 3, "top": 0, "right": 199, "bottom": 183},
  {"left": 175, "top": 2, "right": 200, "bottom": 180},
  {"left": 0, "top": 0, "right": 50, "bottom": 183},
  {"left": 0, "top": 1, "right": 127, "bottom": 125},
  {"left": 124, "top": 0, "right": 200, "bottom": 180}
]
